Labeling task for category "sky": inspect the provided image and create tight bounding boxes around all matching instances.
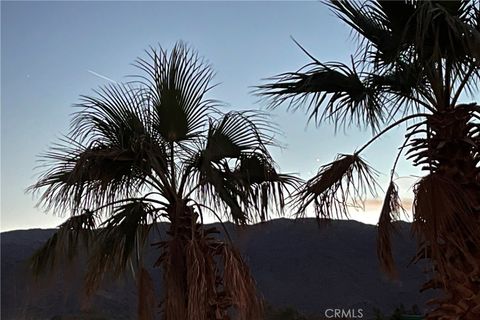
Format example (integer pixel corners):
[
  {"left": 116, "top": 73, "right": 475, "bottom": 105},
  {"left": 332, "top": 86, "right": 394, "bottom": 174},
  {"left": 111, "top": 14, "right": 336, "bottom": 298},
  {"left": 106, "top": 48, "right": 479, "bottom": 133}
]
[{"left": 2, "top": 1, "right": 469, "bottom": 231}]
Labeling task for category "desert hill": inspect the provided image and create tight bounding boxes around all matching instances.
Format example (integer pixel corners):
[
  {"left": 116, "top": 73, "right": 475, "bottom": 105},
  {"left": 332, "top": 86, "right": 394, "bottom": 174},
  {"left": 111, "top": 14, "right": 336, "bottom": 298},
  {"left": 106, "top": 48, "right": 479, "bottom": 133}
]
[{"left": 1, "top": 218, "right": 435, "bottom": 319}]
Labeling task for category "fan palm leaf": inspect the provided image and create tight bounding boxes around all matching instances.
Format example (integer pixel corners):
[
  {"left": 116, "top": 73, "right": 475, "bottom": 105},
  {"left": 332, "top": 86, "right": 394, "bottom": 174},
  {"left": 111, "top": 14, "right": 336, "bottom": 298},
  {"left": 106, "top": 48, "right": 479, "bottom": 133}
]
[
  {"left": 233, "top": 152, "right": 302, "bottom": 221},
  {"left": 377, "top": 181, "right": 404, "bottom": 279},
  {"left": 292, "top": 153, "right": 378, "bottom": 220},
  {"left": 328, "top": 0, "right": 412, "bottom": 65},
  {"left": 134, "top": 42, "right": 216, "bottom": 143},
  {"left": 30, "top": 209, "right": 97, "bottom": 277},
  {"left": 85, "top": 200, "right": 158, "bottom": 295},
  {"left": 259, "top": 61, "right": 384, "bottom": 131}
]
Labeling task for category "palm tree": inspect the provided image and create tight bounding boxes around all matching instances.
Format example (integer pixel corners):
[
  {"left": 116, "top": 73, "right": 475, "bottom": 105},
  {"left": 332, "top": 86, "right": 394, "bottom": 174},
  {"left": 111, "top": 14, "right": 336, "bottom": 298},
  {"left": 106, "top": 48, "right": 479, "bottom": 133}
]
[
  {"left": 258, "top": 1, "right": 479, "bottom": 319},
  {"left": 29, "top": 42, "right": 300, "bottom": 320}
]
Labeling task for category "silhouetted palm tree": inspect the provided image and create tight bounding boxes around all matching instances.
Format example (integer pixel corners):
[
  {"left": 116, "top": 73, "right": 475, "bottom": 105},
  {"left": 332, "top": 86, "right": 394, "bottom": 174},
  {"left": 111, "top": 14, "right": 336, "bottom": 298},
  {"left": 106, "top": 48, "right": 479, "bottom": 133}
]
[
  {"left": 258, "top": 1, "right": 479, "bottom": 318},
  {"left": 29, "top": 42, "right": 299, "bottom": 320}
]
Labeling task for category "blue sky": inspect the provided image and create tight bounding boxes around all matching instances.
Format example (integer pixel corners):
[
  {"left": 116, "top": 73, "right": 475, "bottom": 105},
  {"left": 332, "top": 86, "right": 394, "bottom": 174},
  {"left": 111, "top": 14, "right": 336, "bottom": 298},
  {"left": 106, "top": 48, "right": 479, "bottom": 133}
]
[{"left": 1, "top": 1, "right": 458, "bottom": 231}]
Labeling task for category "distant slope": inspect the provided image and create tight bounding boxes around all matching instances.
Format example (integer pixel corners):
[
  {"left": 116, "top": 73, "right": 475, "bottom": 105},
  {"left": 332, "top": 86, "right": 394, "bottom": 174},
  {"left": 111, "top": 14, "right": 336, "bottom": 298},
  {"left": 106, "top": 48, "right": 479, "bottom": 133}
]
[{"left": 1, "top": 218, "right": 436, "bottom": 319}]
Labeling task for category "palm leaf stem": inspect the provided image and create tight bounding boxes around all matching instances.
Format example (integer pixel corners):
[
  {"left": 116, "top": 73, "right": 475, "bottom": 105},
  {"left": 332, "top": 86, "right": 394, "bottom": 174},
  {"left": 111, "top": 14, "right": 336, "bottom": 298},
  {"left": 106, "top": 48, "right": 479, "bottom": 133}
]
[
  {"left": 404, "top": 94, "right": 436, "bottom": 112},
  {"left": 170, "top": 142, "right": 176, "bottom": 193},
  {"left": 184, "top": 183, "right": 202, "bottom": 200},
  {"left": 426, "top": 61, "right": 447, "bottom": 110},
  {"left": 444, "top": 59, "right": 452, "bottom": 108},
  {"left": 356, "top": 113, "right": 430, "bottom": 154},
  {"left": 87, "top": 196, "right": 165, "bottom": 214},
  {"left": 178, "top": 163, "right": 195, "bottom": 199},
  {"left": 389, "top": 132, "right": 412, "bottom": 181},
  {"left": 290, "top": 36, "right": 321, "bottom": 64},
  {"left": 191, "top": 202, "right": 233, "bottom": 244},
  {"left": 148, "top": 169, "right": 176, "bottom": 202},
  {"left": 452, "top": 65, "right": 476, "bottom": 106}
]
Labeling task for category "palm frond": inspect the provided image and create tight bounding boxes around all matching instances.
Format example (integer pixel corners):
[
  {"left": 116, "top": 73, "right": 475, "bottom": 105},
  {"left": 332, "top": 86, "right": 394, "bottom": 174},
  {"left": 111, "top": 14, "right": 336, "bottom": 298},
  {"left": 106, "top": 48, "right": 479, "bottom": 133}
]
[
  {"left": 30, "top": 139, "right": 160, "bottom": 215},
  {"left": 375, "top": 1, "right": 416, "bottom": 35},
  {"left": 181, "top": 111, "right": 288, "bottom": 223},
  {"left": 134, "top": 42, "right": 216, "bottom": 143},
  {"left": 30, "top": 210, "right": 96, "bottom": 277},
  {"left": 370, "top": 61, "right": 432, "bottom": 119},
  {"left": 30, "top": 81, "right": 171, "bottom": 215},
  {"left": 199, "top": 164, "right": 247, "bottom": 224},
  {"left": 406, "top": 105, "right": 478, "bottom": 172},
  {"left": 70, "top": 83, "right": 149, "bottom": 145},
  {"left": 412, "top": 174, "right": 480, "bottom": 277},
  {"left": 202, "top": 111, "right": 276, "bottom": 162},
  {"left": 377, "top": 181, "right": 404, "bottom": 279},
  {"left": 412, "top": 1, "right": 479, "bottom": 72},
  {"left": 233, "top": 152, "right": 302, "bottom": 221},
  {"left": 222, "top": 245, "right": 264, "bottom": 320},
  {"left": 185, "top": 236, "right": 218, "bottom": 320},
  {"left": 328, "top": 0, "right": 408, "bottom": 65},
  {"left": 84, "top": 200, "right": 157, "bottom": 295},
  {"left": 292, "top": 154, "right": 378, "bottom": 220},
  {"left": 72, "top": 82, "right": 170, "bottom": 177},
  {"left": 137, "top": 267, "right": 156, "bottom": 320},
  {"left": 258, "top": 61, "right": 384, "bottom": 132}
]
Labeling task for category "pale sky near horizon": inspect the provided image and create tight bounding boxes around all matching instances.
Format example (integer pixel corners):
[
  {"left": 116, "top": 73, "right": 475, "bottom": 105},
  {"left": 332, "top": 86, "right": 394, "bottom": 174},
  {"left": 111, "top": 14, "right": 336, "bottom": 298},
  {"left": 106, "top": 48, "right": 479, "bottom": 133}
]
[{"left": 2, "top": 1, "right": 476, "bottom": 232}]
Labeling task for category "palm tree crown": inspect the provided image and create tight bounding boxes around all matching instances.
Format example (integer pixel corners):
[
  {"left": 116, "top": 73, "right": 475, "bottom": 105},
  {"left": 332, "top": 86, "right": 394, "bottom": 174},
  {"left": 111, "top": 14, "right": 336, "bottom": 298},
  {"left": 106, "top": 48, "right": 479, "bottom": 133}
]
[
  {"left": 258, "top": 1, "right": 479, "bottom": 319},
  {"left": 30, "top": 42, "right": 300, "bottom": 320}
]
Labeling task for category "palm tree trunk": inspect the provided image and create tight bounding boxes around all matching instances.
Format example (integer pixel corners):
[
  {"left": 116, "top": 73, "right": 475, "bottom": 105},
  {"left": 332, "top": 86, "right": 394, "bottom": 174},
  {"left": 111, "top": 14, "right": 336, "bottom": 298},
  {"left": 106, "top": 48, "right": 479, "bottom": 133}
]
[
  {"left": 414, "top": 104, "right": 480, "bottom": 319},
  {"left": 162, "top": 203, "right": 230, "bottom": 320},
  {"left": 163, "top": 202, "right": 191, "bottom": 320}
]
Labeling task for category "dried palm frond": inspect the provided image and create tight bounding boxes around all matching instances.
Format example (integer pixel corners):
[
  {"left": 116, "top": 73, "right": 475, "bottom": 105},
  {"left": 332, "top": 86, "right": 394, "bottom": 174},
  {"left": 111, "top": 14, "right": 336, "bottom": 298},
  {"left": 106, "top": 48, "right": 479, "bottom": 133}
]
[
  {"left": 155, "top": 223, "right": 226, "bottom": 320},
  {"left": 137, "top": 267, "right": 155, "bottom": 320},
  {"left": 185, "top": 237, "right": 218, "bottom": 320},
  {"left": 84, "top": 201, "right": 156, "bottom": 296},
  {"left": 160, "top": 237, "right": 188, "bottom": 320},
  {"left": 30, "top": 233, "right": 59, "bottom": 278},
  {"left": 222, "top": 245, "right": 264, "bottom": 320},
  {"left": 412, "top": 173, "right": 480, "bottom": 278},
  {"left": 30, "top": 209, "right": 96, "bottom": 277},
  {"left": 377, "top": 181, "right": 404, "bottom": 279},
  {"left": 292, "top": 153, "right": 378, "bottom": 220}
]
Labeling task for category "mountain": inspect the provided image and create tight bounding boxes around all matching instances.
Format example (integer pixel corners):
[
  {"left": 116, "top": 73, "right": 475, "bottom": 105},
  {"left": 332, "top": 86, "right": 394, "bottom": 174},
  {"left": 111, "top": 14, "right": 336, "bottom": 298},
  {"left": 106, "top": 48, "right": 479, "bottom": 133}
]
[{"left": 1, "top": 218, "right": 436, "bottom": 319}]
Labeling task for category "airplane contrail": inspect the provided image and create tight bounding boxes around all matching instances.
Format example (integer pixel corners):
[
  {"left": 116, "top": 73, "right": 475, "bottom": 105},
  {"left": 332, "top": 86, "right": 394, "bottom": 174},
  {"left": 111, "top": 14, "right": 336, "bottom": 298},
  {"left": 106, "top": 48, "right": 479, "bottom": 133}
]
[{"left": 87, "top": 69, "right": 118, "bottom": 84}]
